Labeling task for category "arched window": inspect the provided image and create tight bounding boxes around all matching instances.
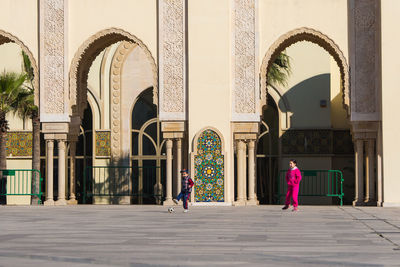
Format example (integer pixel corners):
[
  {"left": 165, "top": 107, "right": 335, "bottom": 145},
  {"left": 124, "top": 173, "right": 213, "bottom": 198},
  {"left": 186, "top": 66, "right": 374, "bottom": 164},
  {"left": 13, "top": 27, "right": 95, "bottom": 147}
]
[{"left": 131, "top": 88, "right": 165, "bottom": 204}]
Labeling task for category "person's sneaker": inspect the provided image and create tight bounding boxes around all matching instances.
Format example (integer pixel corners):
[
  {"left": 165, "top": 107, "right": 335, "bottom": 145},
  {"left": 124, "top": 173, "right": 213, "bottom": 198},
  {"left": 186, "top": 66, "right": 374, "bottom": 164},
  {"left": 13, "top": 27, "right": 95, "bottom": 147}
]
[
  {"left": 282, "top": 205, "right": 289, "bottom": 210},
  {"left": 292, "top": 207, "right": 298, "bottom": 212},
  {"left": 173, "top": 199, "right": 179, "bottom": 204},
  {"left": 183, "top": 209, "right": 188, "bottom": 213}
]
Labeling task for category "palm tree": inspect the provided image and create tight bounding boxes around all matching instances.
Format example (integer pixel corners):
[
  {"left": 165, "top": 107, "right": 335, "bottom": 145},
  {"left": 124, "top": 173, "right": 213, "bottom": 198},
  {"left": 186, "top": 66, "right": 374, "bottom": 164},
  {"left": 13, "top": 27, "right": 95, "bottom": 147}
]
[
  {"left": 267, "top": 51, "right": 291, "bottom": 87},
  {"left": 19, "top": 51, "right": 41, "bottom": 204},
  {"left": 0, "top": 71, "right": 27, "bottom": 200}
]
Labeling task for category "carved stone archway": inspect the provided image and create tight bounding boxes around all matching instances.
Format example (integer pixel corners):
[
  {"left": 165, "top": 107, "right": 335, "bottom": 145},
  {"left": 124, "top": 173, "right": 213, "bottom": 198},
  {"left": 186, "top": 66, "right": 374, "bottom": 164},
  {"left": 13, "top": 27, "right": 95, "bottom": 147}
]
[
  {"left": 260, "top": 27, "right": 350, "bottom": 115},
  {"left": 0, "top": 29, "right": 40, "bottom": 106},
  {"left": 69, "top": 28, "right": 158, "bottom": 118}
]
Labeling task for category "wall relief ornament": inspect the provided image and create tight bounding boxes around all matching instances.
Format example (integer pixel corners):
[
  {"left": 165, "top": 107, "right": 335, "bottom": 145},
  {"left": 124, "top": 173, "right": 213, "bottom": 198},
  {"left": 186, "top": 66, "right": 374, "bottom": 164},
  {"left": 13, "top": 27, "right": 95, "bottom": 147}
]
[
  {"left": 352, "top": 0, "right": 378, "bottom": 115},
  {"left": 40, "top": 0, "right": 66, "bottom": 114},
  {"left": 260, "top": 27, "right": 350, "bottom": 116},
  {"left": 109, "top": 42, "right": 135, "bottom": 159},
  {"left": 69, "top": 28, "right": 158, "bottom": 119},
  {"left": 158, "top": 0, "right": 185, "bottom": 120},
  {"left": 233, "top": 0, "right": 257, "bottom": 115}
]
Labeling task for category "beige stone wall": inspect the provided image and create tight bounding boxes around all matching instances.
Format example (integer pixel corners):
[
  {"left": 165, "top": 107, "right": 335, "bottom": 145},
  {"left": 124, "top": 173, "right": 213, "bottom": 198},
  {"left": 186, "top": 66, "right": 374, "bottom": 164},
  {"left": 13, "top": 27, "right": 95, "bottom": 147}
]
[
  {"left": 68, "top": 0, "right": 157, "bottom": 67},
  {"left": 3, "top": 0, "right": 398, "bottom": 206},
  {"left": 188, "top": 0, "right": 234, "bottom": 202},
  {"left": 259, "top": 0, "right": 348, "bottom": 65},
  {"left": 381, "top": 0, "right": 400, "bottom": 206},
  {"left": 281, "top": 41, "right": 331, "bottom": 129},
  {"left": 0, "top": 0, "right": 38, "bottom": 61}
]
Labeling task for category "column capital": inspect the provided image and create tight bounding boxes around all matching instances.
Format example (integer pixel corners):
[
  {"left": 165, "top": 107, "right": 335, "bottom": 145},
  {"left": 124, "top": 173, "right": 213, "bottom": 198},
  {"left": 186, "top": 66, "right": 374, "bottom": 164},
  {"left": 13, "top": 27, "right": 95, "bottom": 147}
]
[
  {"left": 247, "top": 139, "right": 256, "bottom": 149},
  {"left": 166, "top": 138, "right": 173, "bottom": 149},
  {"left": 45, "top": 139, "right": 54, "bottom": 146},
  {"left": 175, "top": 138, "right": 182, "bottom": 147},
  {"left": 236, "top": 139, "right": 247, "bottom": 150},
  {"left": 57, "top": 139, "right": 66, "bottom": 149}
]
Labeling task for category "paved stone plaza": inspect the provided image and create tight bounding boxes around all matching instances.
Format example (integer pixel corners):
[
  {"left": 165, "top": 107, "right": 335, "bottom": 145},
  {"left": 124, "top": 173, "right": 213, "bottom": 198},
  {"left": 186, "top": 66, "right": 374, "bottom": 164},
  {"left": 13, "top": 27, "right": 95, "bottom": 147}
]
[{"left": 0, "top": 205, "right": 399, "bottom": 266}]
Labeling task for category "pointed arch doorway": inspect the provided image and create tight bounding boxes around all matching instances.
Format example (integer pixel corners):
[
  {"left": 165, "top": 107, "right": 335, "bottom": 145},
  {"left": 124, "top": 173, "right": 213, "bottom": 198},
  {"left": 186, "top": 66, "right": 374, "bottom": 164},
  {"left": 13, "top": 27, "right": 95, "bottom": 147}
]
[{"left": 257, "top": 97, "right": 280, "bottom": 204}]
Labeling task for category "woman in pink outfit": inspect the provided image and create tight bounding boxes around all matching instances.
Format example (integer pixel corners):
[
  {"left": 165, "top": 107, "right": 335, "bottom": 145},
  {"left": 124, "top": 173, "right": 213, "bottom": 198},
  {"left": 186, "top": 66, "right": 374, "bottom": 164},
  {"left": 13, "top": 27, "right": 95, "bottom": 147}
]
[{"left": 282, "top": 159, "right": 302, "bottom": 211}]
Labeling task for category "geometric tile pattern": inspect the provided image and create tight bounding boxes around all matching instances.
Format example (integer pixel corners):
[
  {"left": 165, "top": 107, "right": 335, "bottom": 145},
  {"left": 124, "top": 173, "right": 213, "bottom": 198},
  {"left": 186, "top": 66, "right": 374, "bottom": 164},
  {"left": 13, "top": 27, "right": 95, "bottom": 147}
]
[
  {"left": 194, "top": 129, "right": 224, "bottom": 202},
  {"left": 5, "top": 132, "right": 33, "bottom": 156},
  {"left": 282, "top": 130, "right": 353, "bottom": 155},
  {"left": 95, "top": 131, "right": 111, "bottom": 157},
  {"left": 333, "top": 130, "right": 354, "bottom": 154}
]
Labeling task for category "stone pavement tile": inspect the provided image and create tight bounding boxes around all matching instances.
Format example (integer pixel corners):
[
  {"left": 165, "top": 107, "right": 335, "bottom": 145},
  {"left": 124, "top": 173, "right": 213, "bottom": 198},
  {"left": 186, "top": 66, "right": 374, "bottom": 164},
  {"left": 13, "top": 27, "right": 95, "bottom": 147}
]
[{"left": 0, "top": 205, "right": 400, "bottom": 266}]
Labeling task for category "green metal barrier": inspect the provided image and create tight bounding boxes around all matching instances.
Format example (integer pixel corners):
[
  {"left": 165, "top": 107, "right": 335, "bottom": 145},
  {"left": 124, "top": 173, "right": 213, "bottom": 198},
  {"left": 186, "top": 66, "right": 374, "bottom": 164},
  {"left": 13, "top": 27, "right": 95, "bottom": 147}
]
[
  {"left": 0, "top": 169, "right": 43, "bottom": 204},
  {"left": 276, "top": 170, "right": 344, "bottom": 206},
  {"left": 83, "top": 166, "right": 163, "bottom": 204}
]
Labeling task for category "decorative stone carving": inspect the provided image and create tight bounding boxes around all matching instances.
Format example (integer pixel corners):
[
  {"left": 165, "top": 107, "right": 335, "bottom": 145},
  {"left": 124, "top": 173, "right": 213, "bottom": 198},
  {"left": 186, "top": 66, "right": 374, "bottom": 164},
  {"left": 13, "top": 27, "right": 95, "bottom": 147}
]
[
  {"left": 158, "top": 0, "right": 185, "bottom": 120},
  {"left": 260, "top": 27, "right": 350, "bottom": 116},
  {"left": 40, "top": 0, "right": 67, "bottom": 116},
  {"left": 69, "top": 28, "right": 158, "bottom": 118},
  {"left": 0, "top": 30, "right": 40, "bottom": 106},
  {"left": 233, "top": 0, "right": 258, "bottom": 118},
  {"left": 351, "top": 0, "right": 379, "bottom": 116},
  {"left": 109, "top": 42, "right": 134, "bottom": 159}
]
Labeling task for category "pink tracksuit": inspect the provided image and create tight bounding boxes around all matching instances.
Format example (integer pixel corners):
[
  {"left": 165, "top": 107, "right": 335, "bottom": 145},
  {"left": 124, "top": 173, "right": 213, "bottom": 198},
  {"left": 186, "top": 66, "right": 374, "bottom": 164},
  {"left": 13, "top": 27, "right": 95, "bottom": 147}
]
[{"left": 285, "top": 167, "right": 302, "bottom": 207}]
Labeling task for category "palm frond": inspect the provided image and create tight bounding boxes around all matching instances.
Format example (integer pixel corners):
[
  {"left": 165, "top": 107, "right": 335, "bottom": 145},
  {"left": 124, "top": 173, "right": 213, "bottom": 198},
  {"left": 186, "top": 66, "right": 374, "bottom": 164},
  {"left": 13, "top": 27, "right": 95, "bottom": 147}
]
[
  {"left": 0, "top": 71, "right": 27, "bottom": 114},
  {"left": 21, "top": 51, "right": 34, "bottom": 82},
  {"left": 267, "top": 51, "right": 292, "bottom": 87}
]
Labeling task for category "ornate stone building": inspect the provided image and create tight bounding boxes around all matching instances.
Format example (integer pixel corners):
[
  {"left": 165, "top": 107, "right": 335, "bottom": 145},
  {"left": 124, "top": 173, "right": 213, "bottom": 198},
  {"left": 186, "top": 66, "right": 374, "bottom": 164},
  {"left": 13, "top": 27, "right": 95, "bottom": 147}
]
[{"left": 1, "top": 0, "right": 398, "bottom": 207}]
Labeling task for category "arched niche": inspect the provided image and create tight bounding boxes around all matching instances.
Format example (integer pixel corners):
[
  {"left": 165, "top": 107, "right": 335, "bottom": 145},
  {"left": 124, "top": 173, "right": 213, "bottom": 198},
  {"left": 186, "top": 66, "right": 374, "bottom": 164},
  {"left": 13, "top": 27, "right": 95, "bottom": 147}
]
[
  {"left": 191, "top": 127, "right": 226, "bottom": 203},
  {"left": 260, "top": 27, "right": 350, "bottom": 116}
]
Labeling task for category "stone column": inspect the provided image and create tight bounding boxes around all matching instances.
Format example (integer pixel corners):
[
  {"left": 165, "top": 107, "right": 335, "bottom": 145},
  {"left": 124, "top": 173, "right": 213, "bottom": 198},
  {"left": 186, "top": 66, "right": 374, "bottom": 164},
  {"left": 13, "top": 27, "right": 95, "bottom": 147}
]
[
  {"left": 235, "top": 140, "right": 246, "bottom": 205},
  {"left": 247, "top": 140, "right": 258, "bottom": 205},
  {"left": 175, "top": 138, "right": 182, "bottom": 195},
  {"left": 44, "top": 139, "right": 54, "bottom": 206},
  {"left": 55, "top": 140, "right": 67, "bottom": 205},
  {"left": 366, "top": 139, "right": 376, "bottom": 204},
  {"left": 164, "top": 139, "right": 174, "bottom": 205},
  {"left": 67, "top": 138, "right": 78, "bottom": 205},
  {"left": 353, "top": 139, "right": 364, "bottom": 206},
  {"left": 377, "top": 127, "right": 383, "bottom": 206}
]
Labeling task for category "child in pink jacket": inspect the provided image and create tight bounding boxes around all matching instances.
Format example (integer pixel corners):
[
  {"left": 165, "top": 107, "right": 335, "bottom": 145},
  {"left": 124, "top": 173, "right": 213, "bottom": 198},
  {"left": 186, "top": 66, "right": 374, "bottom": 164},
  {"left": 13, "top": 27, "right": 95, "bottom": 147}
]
[{"left": 282, "top": 159, "right": 302, "bottom": 211}]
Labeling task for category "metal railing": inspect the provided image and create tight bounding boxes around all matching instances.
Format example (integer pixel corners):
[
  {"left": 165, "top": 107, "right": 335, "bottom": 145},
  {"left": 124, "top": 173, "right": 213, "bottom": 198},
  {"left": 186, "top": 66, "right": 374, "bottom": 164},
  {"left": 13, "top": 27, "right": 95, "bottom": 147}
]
[
  {"left": 0, "top": 169, "right": 43, "bottom": 204},
  {"left": 83, "top": 166, "right": 163, "bottom": 204},
  {"left": 276, "top": 170, "right": 344, "bottom": 206}
]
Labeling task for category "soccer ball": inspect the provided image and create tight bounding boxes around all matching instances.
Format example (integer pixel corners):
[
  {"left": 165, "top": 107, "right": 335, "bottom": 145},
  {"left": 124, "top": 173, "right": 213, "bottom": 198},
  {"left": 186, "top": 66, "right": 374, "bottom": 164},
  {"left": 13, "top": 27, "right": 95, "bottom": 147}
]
[{"left": 168, "top": 207, "right": 175, "bottom": 213}]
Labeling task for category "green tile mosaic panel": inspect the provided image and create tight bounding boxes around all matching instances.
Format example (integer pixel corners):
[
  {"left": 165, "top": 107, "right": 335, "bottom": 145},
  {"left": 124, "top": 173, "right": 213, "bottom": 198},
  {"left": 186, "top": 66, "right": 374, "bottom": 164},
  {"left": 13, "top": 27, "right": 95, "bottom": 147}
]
[
  {"left": 95, "top": 131, "right": 111, "bottom": 157},
  {"left": 5, "top": 132, "right": 33, "bottom": 156},
  {"left": 194, "top": 130, "right": 224, "bottom": 202}
]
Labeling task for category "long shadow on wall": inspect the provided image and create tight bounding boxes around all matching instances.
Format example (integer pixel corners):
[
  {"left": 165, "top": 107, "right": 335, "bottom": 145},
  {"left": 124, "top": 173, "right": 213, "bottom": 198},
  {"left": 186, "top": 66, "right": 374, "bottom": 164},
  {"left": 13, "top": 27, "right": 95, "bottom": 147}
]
[
  {"left": 279, "top": 73, "right": 330, "bottom": 127},
  {"left": 276, "top": 73, "right": 355, "bottom": 205}
]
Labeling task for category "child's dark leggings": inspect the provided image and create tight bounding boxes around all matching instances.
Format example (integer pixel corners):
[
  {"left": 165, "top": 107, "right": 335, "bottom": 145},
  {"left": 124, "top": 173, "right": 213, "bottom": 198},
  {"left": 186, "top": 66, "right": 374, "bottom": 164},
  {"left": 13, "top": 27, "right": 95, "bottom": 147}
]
[{"left": 177, "top": 191, "right": 190, "bottom": 209}]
